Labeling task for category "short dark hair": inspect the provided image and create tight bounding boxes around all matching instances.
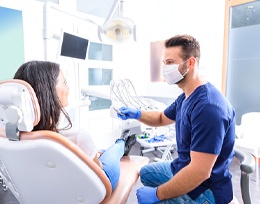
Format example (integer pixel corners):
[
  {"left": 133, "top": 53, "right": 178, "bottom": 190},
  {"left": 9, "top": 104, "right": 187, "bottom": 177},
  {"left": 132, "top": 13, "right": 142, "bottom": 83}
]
[
  {"left": 13, "top": 60, "right": 72, "bottom": 132},
  {"left": 165, "top": 34, "right": 200, "bottom": 62}
]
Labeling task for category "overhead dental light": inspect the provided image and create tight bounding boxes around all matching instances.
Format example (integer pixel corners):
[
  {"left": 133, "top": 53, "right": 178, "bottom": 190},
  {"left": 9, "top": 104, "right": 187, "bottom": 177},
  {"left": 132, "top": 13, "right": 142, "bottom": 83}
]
[
  {"left": 43, "top": 0, "right": 135, "bottom": 61},
  {"left": 98, "top": 0, "right": 136, "bottom": 43},
  {"left": 99, "top": 17, "right": 136, "bottom": 43}
]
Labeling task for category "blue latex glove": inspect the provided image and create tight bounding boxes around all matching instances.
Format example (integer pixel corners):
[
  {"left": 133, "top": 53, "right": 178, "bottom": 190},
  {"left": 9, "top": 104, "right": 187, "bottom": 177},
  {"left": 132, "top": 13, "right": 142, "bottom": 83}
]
[
  {"left": 136, "top": 186, "right": 160, "bottom": 204},
  {"left": 117, "top": 106, "right": 141, "bottom": 120}
]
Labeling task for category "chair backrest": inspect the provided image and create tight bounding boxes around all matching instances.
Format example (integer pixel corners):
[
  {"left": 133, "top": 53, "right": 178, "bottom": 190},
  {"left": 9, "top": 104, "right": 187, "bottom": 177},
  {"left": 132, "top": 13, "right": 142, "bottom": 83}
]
[
  {"left": 0, "top": 80, "right": 112, "bottom": 204},
  {"left": 240, "top": 112, "right": 260, "bottom": 139}
]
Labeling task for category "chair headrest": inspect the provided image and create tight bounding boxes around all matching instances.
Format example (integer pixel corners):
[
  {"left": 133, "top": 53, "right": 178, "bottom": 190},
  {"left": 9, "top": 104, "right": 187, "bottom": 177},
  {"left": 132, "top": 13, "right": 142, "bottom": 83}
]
[{"left": 0, "top": 79, "right": 40, "bottom": 140}]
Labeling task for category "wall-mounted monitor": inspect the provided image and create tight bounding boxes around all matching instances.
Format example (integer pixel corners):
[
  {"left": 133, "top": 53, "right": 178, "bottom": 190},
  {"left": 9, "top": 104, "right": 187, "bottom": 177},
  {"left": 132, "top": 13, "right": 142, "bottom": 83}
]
[{"left": 57, "top": 30, "right": 89, "bottom": 60}]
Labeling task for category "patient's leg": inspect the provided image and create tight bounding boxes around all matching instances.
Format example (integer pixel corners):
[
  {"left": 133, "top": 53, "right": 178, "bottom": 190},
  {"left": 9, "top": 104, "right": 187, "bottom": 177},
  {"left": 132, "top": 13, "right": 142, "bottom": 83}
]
[{"left": 99, "top": 140, "right": 124, "bottom": 190}]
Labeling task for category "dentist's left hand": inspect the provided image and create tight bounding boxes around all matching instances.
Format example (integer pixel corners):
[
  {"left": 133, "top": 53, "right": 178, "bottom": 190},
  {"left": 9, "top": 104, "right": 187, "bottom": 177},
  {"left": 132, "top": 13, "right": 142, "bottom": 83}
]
[{"left": 136, "top": 186, "right": 160, "bottom": 204}]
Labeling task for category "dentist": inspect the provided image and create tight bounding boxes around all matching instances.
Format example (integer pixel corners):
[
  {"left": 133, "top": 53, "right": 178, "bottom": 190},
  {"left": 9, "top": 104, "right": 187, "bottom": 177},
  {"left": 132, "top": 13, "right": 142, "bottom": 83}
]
[{"left": 117, "top": 34, "right": 236, "bottom": 204}]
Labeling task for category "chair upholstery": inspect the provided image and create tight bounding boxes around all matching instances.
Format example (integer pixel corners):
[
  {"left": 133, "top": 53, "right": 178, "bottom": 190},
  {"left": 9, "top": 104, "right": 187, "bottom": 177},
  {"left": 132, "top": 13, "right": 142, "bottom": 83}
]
[{"left": 0, "top": 79, "right": 149, "bottom": 204}]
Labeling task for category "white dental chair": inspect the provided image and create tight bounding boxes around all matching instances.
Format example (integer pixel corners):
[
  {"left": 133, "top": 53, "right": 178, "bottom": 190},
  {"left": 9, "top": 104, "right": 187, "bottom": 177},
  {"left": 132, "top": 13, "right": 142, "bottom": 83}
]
[{"left": 0, "top": 79, "right": 149, "bottom": 204}]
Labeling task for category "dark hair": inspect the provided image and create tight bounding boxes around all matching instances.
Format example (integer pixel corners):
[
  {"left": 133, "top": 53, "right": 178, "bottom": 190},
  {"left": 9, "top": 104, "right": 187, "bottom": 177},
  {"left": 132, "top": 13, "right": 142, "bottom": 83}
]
[
  {"left": 165, "top": 34, "right": 200, "bottom": 62},
  {"left": 13, "top": 60, "right": 72, "bottom": 132}
]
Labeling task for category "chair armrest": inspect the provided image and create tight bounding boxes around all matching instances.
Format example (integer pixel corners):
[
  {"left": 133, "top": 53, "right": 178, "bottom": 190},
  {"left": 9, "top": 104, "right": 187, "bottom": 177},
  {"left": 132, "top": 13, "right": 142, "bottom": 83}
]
[
  {"left": 234, "top": 147, "right": 255, "bottom": 204},
  {"left": 234, "top": 148, "right": 255, "bottom": 174}
]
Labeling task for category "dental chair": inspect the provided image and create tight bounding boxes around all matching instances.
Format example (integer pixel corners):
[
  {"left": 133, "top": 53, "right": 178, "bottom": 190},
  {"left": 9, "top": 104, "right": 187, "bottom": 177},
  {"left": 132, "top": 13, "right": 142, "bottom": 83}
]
[{"left": 0, "top": 79, "right": 149, "bottom": 204}]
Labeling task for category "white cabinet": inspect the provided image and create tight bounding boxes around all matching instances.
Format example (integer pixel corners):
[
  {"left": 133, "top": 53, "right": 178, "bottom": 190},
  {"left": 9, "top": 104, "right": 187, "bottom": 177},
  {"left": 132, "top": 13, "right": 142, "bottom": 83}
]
[
  {"left": 79, "top": 41, "right": 117, "bottom": 149},
  {"left": 87, "top": 42, "right": 113, "bottom": 111}
]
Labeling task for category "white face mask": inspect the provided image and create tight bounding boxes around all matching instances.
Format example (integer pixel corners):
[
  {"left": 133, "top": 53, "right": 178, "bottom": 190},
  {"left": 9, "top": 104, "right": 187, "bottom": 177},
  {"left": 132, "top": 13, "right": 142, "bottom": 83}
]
[{"left": 162, "top": 60, "right": 188, "bottom": 85}]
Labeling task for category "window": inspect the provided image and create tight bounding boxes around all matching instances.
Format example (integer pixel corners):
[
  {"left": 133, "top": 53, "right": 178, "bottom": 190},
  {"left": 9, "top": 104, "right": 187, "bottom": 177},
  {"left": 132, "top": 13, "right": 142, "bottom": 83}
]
[{"left": 222, "top": 0, "right": 260, "bottom": 124}]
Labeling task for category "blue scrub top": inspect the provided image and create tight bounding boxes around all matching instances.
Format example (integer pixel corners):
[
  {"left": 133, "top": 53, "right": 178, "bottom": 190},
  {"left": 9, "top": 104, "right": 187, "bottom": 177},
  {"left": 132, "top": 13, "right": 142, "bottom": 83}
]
[{"left": 164, "top": 82, "right": 235, "bottom": 204}]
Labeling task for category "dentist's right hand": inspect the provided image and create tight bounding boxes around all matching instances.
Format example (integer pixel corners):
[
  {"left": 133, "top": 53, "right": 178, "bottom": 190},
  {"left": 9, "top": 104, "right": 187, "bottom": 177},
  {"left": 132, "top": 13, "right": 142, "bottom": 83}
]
[{"left": 117, "top": 106, "right": 141, "bottom": 120}]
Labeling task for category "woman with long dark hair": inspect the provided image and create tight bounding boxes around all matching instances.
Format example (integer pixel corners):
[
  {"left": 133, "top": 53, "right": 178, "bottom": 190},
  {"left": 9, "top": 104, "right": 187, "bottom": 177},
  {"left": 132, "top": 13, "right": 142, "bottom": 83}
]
[{"left": 14, "top": 60, "right": 136, "bottom": 190}]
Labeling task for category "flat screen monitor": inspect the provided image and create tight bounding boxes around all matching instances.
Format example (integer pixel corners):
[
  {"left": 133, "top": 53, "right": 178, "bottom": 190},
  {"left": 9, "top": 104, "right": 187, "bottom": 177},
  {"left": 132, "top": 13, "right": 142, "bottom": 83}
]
[{"left": 58, "top": 30, "right": 89, "bottom": 60}]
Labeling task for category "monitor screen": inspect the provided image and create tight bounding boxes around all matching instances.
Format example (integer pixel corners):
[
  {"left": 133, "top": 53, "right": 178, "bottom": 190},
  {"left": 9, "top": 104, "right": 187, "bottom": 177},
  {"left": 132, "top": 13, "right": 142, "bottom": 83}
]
[{"left": 59, "top": 31, "right": 89, "bottom": 60}]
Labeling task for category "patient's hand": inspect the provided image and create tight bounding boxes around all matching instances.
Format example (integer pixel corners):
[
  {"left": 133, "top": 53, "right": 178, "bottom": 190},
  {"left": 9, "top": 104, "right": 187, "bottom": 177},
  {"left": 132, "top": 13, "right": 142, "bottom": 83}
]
[
  {"left": 97, "top": 149, "right": 105, "bottom": 157},
  {"left": 94, "top": 153, "right": 103, "bottom": 168}
]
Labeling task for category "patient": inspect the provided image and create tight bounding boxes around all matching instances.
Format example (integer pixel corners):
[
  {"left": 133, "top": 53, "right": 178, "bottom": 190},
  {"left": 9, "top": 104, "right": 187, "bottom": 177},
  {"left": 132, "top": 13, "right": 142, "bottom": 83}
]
[{"left": 13, "top": 60, "right": 136, "bottom": 191}]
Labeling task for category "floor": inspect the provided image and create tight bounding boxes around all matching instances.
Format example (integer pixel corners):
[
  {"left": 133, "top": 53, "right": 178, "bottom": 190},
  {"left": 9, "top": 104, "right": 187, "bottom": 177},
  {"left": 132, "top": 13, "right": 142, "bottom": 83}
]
[{"left": 0, "top": 142, "right": 260, "bottom": 204}]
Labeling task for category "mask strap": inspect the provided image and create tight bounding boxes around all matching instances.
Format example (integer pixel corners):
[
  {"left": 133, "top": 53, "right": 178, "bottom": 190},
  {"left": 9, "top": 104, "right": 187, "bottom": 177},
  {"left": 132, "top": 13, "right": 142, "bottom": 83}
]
[
  {"left": 180, "top": 59, "right": 189, "bottom": 77},
  {"left": 180, "top": 59, "right": 189, "bottom": 65},
  {"left": 182, "top": 69, "right": 189, "bottom": 77}
]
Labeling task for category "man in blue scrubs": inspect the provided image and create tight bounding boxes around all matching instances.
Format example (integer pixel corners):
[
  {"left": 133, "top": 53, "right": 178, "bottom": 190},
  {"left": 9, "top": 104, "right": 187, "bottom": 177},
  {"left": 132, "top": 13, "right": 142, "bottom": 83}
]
[{"left": 117, "top": 34, "right": 235, "bottom": 204}]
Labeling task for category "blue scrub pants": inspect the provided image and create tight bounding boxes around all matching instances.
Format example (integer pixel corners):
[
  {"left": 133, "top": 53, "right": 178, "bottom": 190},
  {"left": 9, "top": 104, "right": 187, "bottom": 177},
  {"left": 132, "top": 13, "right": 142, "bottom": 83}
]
[
  {"left": 99, "top": 139, "right": 124, "bottom": 190},
  {"left": 139, "top": 161, "right": 216, "bottom": 204}
]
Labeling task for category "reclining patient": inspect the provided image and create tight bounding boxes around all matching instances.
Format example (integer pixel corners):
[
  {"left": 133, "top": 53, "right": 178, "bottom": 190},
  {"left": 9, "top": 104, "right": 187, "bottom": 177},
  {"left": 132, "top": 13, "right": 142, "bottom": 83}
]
[{"left": 13, "top": 60, "right": 136, "bottom": 191}]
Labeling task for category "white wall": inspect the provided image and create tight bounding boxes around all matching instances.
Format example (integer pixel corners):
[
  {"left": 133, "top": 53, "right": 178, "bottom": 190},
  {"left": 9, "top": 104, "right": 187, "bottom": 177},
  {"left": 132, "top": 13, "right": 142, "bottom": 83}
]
[
  {"left": 0, "top": 0, "right": 44, "bottom": 61},
  {"left": 116, "top": 0, "right": 225, "bottom": 92},
  {"left": 0, "top": 0, "right": 226, "bottom": 149},
  {"left": 0, "top": 0, "right": 226, "bottom": 91}
]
